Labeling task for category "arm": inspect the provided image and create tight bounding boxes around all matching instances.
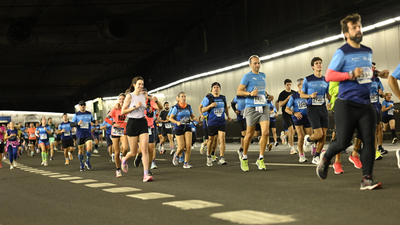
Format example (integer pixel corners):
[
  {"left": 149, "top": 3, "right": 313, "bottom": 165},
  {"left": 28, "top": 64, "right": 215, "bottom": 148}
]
[
  {"left": 237, "top": 84, "right": 258, "bottom": 97},
  {"left": 169, "top": 114, "right": 181, "bottom": 126},
  {"left": 121, "top": 94, "right": 135, "bottom": 115},
  {"left": 202, "top": 102, "right": 217, "bottom": 113},
  {"left": 388, "top": 75, "right": 400, "bottom": 100},
  {"left": 278, "top": 95, "right": 291, "bottom": 107}
]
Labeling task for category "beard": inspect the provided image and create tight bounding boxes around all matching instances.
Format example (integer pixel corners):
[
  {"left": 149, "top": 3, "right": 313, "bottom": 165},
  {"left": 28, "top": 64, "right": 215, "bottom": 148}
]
[
  {"left": 165, "top": 107, "right": 169, "bottom": 110},
  {"left": 350, "top": 33, "right": 363, "bottom": 43}
]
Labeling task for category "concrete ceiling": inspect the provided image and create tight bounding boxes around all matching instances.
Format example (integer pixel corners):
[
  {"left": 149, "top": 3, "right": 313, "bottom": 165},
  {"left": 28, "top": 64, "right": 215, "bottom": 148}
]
[{"left": 1, "top": 0, "right": 400, "bottom": 112}]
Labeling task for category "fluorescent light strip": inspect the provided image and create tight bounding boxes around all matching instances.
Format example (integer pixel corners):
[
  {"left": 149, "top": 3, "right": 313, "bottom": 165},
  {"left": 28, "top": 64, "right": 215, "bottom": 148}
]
[{"left": 0, "top": 110, "right": 74, "bottom": 117}]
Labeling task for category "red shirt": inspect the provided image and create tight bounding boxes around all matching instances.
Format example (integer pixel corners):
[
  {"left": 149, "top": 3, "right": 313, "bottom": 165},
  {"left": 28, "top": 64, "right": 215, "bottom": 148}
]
[
  {"left": 106, "top": 108, "right": 127, "bottom": 129},
  {"left": 144, "top": 99, "right": 157, "bottom": 128}
]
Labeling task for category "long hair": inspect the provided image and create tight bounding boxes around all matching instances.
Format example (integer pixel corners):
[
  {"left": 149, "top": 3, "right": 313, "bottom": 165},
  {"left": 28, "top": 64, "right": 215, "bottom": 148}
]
[{"left": 128, "top": 76, "right": 144, "bottom": 92}]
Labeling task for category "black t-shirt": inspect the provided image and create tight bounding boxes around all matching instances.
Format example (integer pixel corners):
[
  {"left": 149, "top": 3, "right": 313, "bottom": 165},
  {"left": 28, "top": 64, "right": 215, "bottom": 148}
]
[
  {"left": 159, "top": 110, "right": 169, "bottom": 124},
  {"left": 278, "top": 90, "right": 296, "bottom": 115}
]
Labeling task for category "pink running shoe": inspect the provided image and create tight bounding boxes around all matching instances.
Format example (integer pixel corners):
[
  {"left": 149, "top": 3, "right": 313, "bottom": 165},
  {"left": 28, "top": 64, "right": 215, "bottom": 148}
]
[
  {"left": 349, "top": 155, "right": 362, "bottom": 169},
  {"left": 143, "top": 174, "right": 153, "bottom": 182}
]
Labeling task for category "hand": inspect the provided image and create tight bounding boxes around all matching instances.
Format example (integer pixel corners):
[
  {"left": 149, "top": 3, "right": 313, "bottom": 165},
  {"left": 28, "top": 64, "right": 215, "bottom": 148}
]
[
  {"left": 114, "top": 124, "right": 120, "bottom": 128},
  {"left": 287, "top": 94, "right": 292, "bottom": 100},
  {"left": 78, "top": 120, "right": 83, "bottom": 125},
  {"left": 177, "top": 122, "right": 181, "bottom": 126},
  {"left": 327, "top": 103, "right": 332, "bottom": 110},
  {"left": 353, "top": 67, "right": 363, "bottom": 78},
  {"left": 294, "top": 112, "right": 303, "bottom": 120},
  {"left": 61, "top": 129, "right": 66, "bottom": 133},
  {"left": 396, "top": 110, "right": 399, "bottom": 113},
  {"left": 235, "top": 110, "right": 240, "bottom": 115},
  {"left": 135, "top": 102, "right": 142, "bottom": 108},
  {"left": 193, "top": 117, "right": 198, "bottom": 122},
  {"left": 379, "top": 70, "right": 389, "bottom": 78},
  {"left": 227, "top": 117, "right": 232, "bottom": 122},
  {"left": 250, "top": 88, "right": 259, "bottom": 96},
  {"left": 210, "top": 102, "right": 218, "bottom": 108},
  {"left": 200, "top": 115, "right": 204, "bottom": 120},
  {"left": 270, "top": 110, "right": 274, "bottom": 114},
  {"left": 390, "top": 104, "right": 394, "bottom": 108},
  {"left": 310, "top": 92, "right": 317, "bottom": 98},
  {"left": 152, "top": 96, "right": 158, "bottom": 102}
]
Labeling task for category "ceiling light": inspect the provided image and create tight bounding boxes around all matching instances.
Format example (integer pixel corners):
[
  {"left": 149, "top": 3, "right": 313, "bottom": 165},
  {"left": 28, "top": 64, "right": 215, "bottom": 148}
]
[{"left": 362, "top": 25, "right": 375, "bottom": 32}]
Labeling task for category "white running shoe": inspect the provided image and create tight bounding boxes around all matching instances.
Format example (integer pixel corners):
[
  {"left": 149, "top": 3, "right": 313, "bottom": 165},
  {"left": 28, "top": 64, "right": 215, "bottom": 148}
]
[
  {"left": 10, "top": 165, "right": 14, "bottom": 170},
  {"left": 200, "top": 143, "right": 206, "bottom": 154},
  {"left": 304, "top": 134, "right": 312, "bottom": 146},
  {"left": 396, "top": 149, "right": 400, "bottom": 169},
  {"left": 68, "top": 152, "right": 73, "bottom": 160},
  {"left": 299, "top": 155, "right": 308, "bottom": 163},
  {"left": 218, "top": 157, "right": 227, "bottom": 165},
  {"left": 44, "top": 161, "right": 48, "bottom": 167},
  {"left": 183, "top": 164, "right": 193, "bottom": 169},
  {"left": 151, "top": 161, "right": 158, "bottom": 169},
  {"left": 206, "top": 157, "right": 213, "bottom": 167},
  {"left": 312, "top": 156, "right": 320, "bottom": 165},
  {"left": 13, "top": 161, "right": 18, "bottom": 168},
  {"left": 93, "top": 149, "right": 99, "bottom": 154},
  {"left": 158, "top": 144, "right": 162, "bottom": 153},
  {"left": 290, "top": 147, "right": 297, "bottom": 155}
]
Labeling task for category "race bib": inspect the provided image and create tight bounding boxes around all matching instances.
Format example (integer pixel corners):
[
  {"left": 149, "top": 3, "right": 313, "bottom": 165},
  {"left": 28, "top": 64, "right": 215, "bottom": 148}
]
[
  {"left": 80, "top": 122, "right": 89, "bottom": 129},
  {"left": 370, "top": 93, "right": 378, "bottom": 103},
  {"left": 240, "top": 109, "right": 244, "bottom": 116},
  {"left": 165, "top": 123, "right": 172, "bottom": 129},
  {"left": 255, "top": 106, "right": 263, "bottom": 113},
  {"left": 191, "top": 127, "right": 195, "bottom": 132},
  {"left": 214, "top": 108, "right": 223, "bottom": 117},
  {"left": 148, "top": 127, "right": 152, "bottom": 135},
  {"left": 112, "top": 127, "right": 125, "bottom": 136},
  {"left": 53, "top": 133, "right": 57, "bottom": 138},
  {"left": 388, "top": 109, "right": 394, "bottom": 116},
  {"left": 356, "top": 67, "right": 373, "bottom": 84},
  {"left": 30, "top": 134, "right": 35, "bottom": 138},
  {"left": 254, "top": 94, "right": 266, "bottom": 105},
  {"left": 297, "top": 101, "right": 307, "bottom": 109},
  {"left": 270, "top": 112, "right": 275, "bottom": 118},
  {"left": 180, "top": 117, "right": 190, "bottom": 124},
  {"left": 64, "top": 131, "right": 71, "bottom": 136},
  {"left": 40, "top": 133, "right": 47, "bottom": 140},
  {"left": 312, "top": 95, "right": 325, "bottom": 105}
]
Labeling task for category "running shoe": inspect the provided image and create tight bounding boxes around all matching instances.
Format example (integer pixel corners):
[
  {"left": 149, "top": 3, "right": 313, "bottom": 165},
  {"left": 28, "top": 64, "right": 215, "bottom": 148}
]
[
  {"left": 13, "top": 161, "right": 17, "bottom": 168},
  {"left": 121, "top": 158, "right": 129, "bottom": 172},
  {"left": 85, "top": 161, "right": 92, "bottom": 170},
  {"left": 299, "top": 154, "right": 308, "bottom": 163},
  {"left": 311, "top": 144, "right": 317, "bottom": 156},
  {"left": 80, "top": 163, "right": 85, "bottom": 171},
  {"left": 360, "top": 175, "right": 382, "bottom": 190},
  {"left": 312, "top": 156, "right": 320, "bottom": 165},
  {"left": 274, "top": 142, "right": 279, "bottom": 147},
  {"left": 396, "top": 149, "right": 400, "bottom": 169},
  {"left": 170, "top": 149, "right": 176, "bottom": 156},
  {"left": 349, "top": 155, "right": 362, "bottom": 169},
  {"left": 151, "top": 161, "right": 158, "bottom": 169},
  {"left": 218, "top": 157, "right": 227, "bottom": 165},
  {"left": 200, "top": 143, "right": 206, "bottom": 154},
  {"left": 10, "top": 164, "right": 14, "bottom": 170},
  {"left": 134, "top": 154, "right": 142, "bottom": 167},
  {"left": 241, "top": 158, "right": 249, "bottom": 172},
  {"left": 375, "top": 150, "right": 382, "bottom": 160},
  {"left": 111, "top": 153, "right": 115, "bottom": 162},
  {"left": 267, "top": 143, "right": 273, "bottom": 152},
  {"left": 160, "top": 145, "right": 165, "bottom": 154},
  {"left": 44, "top": 161, "right": 48, "bottom": 167},
  {"left": 65, "top": 159, "right": 69, "bottom": 165},
  {"left": 211, "top": 155, "right": 218, "bottom": 162},
  {"left": 333, "top": 162, "right": 344, "bottom": 174},
  {"left": 143, "top": 174, "right": 153, "bottom": 182},
  {"left": 68, "top": 152, "right": 73, "bottom": 160},
  {"left": 41, "top": 161, "right": 44, "bottom": 166},
  {"left": 316, "top": 151, "right": 329, "bottom": 180},
  {"left": 158, "top": 143, "right": 162, "bottom": 153},
  {"left": 237, "top": 149, "right": 243, "bottom": 160},
  {"left": 183, "top": 164, "right": 193, "bottom": 169},
  {"left": 303, "top": 143, "right": 310, "bottom": 153},
  {"left": 172, "top": 153, "right": 179, "bottom": 166},
  {"left": 256, "top": 158, "right": 266, "bottom": 170},
  {"left": 93, "top": 149, "right": 99, "bottom": 154},
  {"left": 393, "top": 137, "right": 398, "bottom": 144},
  {"left": 31, "top": 151, "right": 35, "bottom": 156},
  {"left": 280, "top": 131, "right": 285, "bottom": 145},
  {"left": 0, "top": 163, "right": 2, "bottom": 169},
  {"left": 290, "top": 147, "right": 297, "bottom": 155},
  {"left": 304, "top": 134, "right": 311, "bottom": 147},
  {"left": 50, "top": 156, "right": 54, "bottom": 161},
  {"left": 116, "top": 169, "right": 122, "bottom": 177},
  {"left": 206, "top": 157, "right": 213, "bottom": 167}
]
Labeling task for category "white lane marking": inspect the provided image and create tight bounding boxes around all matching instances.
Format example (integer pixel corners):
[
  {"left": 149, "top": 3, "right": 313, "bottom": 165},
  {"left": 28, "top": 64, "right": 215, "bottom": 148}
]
[
  {"left": 156, "top": 159, "right": 167, "bottom": 161},
  {"left": 71, "top": 179, "right": 98, "bottom": 184},
  {"left": 85, "top": 183, "right": 116, "bottom": 188},
  {"left": 127, "top": 192, "right": 175, "bottom": 200},
  {"left": 58, "top": 176, "right": 83, "bottom": 180},
  {"left": 103, "top": 187, "right": 141, "bottom": 193},
  {"left": 41, "top": 173, "right": 61, "bottom": 176},
  {"left": 210, "top": 210, "right": 296, "bottom": 224},
  {"left": 163, "top": 200, "right": 223, "bottom": 210},
  {"left": 49, "top": 174, "right": 71, "bottom": 178},
  {"left": 33, "top": 170, "right": 50, "bottom": 173}
]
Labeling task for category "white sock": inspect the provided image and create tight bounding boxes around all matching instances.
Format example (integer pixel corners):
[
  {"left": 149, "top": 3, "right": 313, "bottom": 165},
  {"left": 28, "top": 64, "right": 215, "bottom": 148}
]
[{"left": 242, "top": 154, "right": 248, "bottom": 159}]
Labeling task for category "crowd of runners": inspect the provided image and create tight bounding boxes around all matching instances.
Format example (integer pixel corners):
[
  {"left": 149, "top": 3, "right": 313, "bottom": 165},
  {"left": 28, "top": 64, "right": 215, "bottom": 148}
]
[{"left": 2, "top": 13, "right": 400, "bottom": 190}]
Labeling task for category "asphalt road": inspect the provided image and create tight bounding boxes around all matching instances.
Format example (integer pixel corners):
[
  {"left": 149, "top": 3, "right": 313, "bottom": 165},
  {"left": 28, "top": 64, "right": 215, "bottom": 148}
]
[{"left": 1, "top": 141, "right": 400, "bottom": 225}]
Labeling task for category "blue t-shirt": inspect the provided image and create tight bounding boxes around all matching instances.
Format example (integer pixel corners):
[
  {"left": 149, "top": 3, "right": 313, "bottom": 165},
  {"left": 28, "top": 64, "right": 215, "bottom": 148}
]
[
  {"left": 7, "top": 129, "right": 19, "bottom": 142},
  {"left": 36, "top": 125, "right": 51, "bottom": 141},
  {"left": 267, "top": 100, "right": 277, "bottom": 122},
  {"left": 391, "top": 63, "right": 400, "bottom": 80},
  {"left": 59, "top": 121, "right": 73, "bottom": 140},
  {"left": 301, "top": 74, "right": 329, "bottom": 106},
  {"left": 287, "top": 92, "right": 308, "bottom": 116},
  {"left": 201, "top": 95, "right": 226, "bottom": 126},
  {"left": 382, "top": 100, "right": 395, "bottom": 117},
  {"left": 101, "top": 121, "right": 112, "bottom": 136},
  {"left": 71, "top": 111, "right": 94, "bottom": 138},
  {"left": 370, "top": 77, "right": 383, "bottom": 105},
  {"left": 23, "top": 131, "right": 29, "bottom": 139},
  {"left": 240, "top": 71, "right": 268, "bottom": 108},
  {"left": 232, "top": 96, "right": 246, "bottom": 121},
  {"left": 327, "top": 43, "right": 373, "bottom": 104},
  {"left": 93, "top": 125, "right": 101, "bottom": 135},
  {"left": 170, "top": 104, "right": 194, "bottom": 130}
]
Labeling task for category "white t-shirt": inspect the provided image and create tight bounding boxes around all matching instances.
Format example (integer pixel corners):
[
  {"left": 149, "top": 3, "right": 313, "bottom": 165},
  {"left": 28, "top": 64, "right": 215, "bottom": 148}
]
[{"left": 127, "top": 92, "right": 146, "bottom": 119}]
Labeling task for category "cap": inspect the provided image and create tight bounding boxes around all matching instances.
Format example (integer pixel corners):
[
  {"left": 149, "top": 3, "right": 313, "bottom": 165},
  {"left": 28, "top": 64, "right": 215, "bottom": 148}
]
[
  {"left": 142, "top": 87, "right": 148, "bottom": 92},
  {"left": 79, "top": 100, "right": 86, "bottom": 105},
  {"left": 211, "top": 82, "right": 221, "bottom": 89}
]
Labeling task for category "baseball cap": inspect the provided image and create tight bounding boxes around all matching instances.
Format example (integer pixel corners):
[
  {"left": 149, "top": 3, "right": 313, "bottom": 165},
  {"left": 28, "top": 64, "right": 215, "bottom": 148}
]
[{"left": 79, "top": 100, "right": 86, "bottom": 105}]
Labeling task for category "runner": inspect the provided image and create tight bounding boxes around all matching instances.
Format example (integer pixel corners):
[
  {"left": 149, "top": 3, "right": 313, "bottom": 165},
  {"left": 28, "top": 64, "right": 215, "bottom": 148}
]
[
  {"left": 47, "top": 118, "right": 56, "bottom": 161},
  {"left": 198, "top": 96, "right": 210, "bottom": 155},
  {"left": 71, "top": 100, "right": 95, "bottom": 172},
  {"left": 169, "top": 92, "right": 198, "bottom": 168},
  {"left": 36, "top": 117, "right": 52, "bottom": 167},
  {"left": 157, "top": 102, "right": 174, "bottom": 154},
  {"left": 381, "top": 92, "right": 399, "bottom": 144},
  {"left": 92, "top": 120, "right": 101, "bottom": 153},
  {"left": 231, "top": 95, "right": 247, "bottom": 157},
  {"left": 5, "top": 122, "right": 20, "bottom": 169},
  {"left": 387, "top": 62, "right": 400, "bottom": 168},
  {"left": 316, "top": 13, "right": 382, "bottom": 190},
  {"left": 120, "top": 76, "right": 153, "bottom": 182},
  {"left": 0, "top": 123, "right": 6, "bottom": 168},
  {"left": 100, "top": 114, "right": 113, "bottom": 162},
  {"left": 57, "top": 113, "right": 74, "bottom": 165},
  {"left": 201, "top": 82, "right": 231, "bottom": 166},
  {"left": 278, "top": 79, "right": 297, "bottom": 154},
  {"left": 236, "top": 55, "right": 271, "bottom": 172},
  {"left": 27, "top": 123, "right": 36, "bottom": 156},
  {"left": 105, "top": 93, "right": 129, "bottom": 177}
]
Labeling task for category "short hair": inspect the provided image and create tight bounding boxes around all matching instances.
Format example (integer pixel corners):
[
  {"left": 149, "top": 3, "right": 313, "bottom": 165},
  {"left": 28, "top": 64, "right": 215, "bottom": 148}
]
[
  {"left": 177, "top": 92, "right": 185, "bottom": 98},
  {"left": 118, "top": 93, "right": 126, "bottom": 98},
  {"left": 340, "top": 13, "right": 361, "bottom": 41},
  {"left": 311, "top": 57, "right": 322, "bottom": 67},
  {"left": 164, "top": 102, "right": 169, "bottom": 106},
  {"left": 48, "top": 117, "right": 52, "bottom": 120},
  {"left": 297, "top": 78, "right": 304, "bottom": 86},
  {"left": 284, "top": 79, "right": 292, "bottom": 85},
  {"left": 248, "top": 55, "right": 260, "bottom": 64},
  {"left": 372, "top": 62, "right": 376, "bottom": 66},
  {"left": 384, "top": 92, "right": 392, "bottom": 98}
]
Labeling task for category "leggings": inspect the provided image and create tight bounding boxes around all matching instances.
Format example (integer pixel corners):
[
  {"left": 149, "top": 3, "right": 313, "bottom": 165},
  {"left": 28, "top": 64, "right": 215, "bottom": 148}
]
[
  {"left": 7, "top": 145, "right": 18, "bottom": 163},
  {"left": 325, "top": 99, "right": 376, "bottom": 176}
]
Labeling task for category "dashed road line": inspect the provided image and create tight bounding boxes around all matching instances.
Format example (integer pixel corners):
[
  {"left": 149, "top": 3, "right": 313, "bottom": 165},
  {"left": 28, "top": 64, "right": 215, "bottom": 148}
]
[
  {"left": 49, "top": 174, "right": 71, "bottom": 178},
  {"left": 210, "top": 210, "right": 297, "bottom": 224},
  {"left": 163, "top": 200, "right": 223, "bottom": 210},
  {"left": 85, "top": 183, "right": 116, "bottom": 188},
  {"left": 102, "top": 187, "right": 141, "bottom": 193},
  {"left": 58, "top": 176, "right": 83, "bottom": 180},
  {"left": 71, "top": 179, "right": 98, "bottom": 184},
  {"left": 127, "top": 192, "right": 175, "bottom": 200}
]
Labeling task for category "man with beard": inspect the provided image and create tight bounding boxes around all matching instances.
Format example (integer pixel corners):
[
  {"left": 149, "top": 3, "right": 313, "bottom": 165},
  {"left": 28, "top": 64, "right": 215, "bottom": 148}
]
[
  {"left": 316, "top": 13, "right": 381, "bottom": 190},
  {"left": 158, "top": 102, "right": 174, "bottom": 154}
]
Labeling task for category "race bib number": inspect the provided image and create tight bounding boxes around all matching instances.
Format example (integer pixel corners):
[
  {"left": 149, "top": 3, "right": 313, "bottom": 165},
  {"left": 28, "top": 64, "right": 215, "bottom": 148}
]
[
  {"left": 298, "top": 101, "right": 307, "bottom": 109},
  {"left": 370, "top": 93, "right": 378, "bottom": 103},
  {"left": 64, "top": 131, "right": 70, "bottom": 136},
  {"left": 40, "top": 133, "right": 47, "bottom": 140},
  {"left": 388, "top": 109, "right": 394, "bottom": 116},
  {"left": 312, "top": 95, "right": 325, "bottom": 105},
  {"left": 165, "top": 123, "right": 172, "bottom": 129},
  {"left": 148, "top": 127, "right": 152, "bottom": 135},
  {"left": 255, "top": 106, "right": 263, "bottom": 113},
  {"left": 112, "top": 127, "right": 125, "bottom": 136},
  {"left": 254, "top": 94, "right": 266, "bottom": 105},
  {"left": 80, "top": 122, "right": 89, "bottom": 129},
  {"left": 30, "top": 134, "right": 35, "bottom": 138},
  {"left": 180, "top": 117, "right": 190, "bottom": 124},
  {"left": 214, "top": 108, "right": 223, "bottom": 117},
  {"left": 356, "top": 67, "right": 373, "bottom": 84}
]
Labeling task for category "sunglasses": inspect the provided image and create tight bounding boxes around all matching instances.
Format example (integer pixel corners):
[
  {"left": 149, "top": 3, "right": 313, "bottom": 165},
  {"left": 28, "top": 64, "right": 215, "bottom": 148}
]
[{"left": 79, "top": 104, "right": 86, "bottom": 106}]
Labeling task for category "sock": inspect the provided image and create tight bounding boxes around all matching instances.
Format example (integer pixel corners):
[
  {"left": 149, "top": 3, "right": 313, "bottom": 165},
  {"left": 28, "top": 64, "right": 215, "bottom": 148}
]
[
  {"left": 117, "top": 167, "right": 121, "bottom": 170},
  {"left": 44, "top": 152, "right": 48, "bottom": 161},
  {"left": 184, "top": 162, "right": 188, "bottom": 165},
  {"left": 211, "top": 151, "right": 215, "bottom": 156},
  {"left": 65, "top": 157, "right": 68, "bottom": 161},
  {"left": 307, "top": 137, "right": 312, "bottom": 143},
  {"left": 86, "top": 151, "right": 92, "bottom": 162},
  {"left": 242, "top": 154, "right": 248, "bottom": 159},
  {"left": 315, "top": 152, "right": 320, "bottom": 157},
  {"left": 391, "top": 129, "right": 397, "bottom": 139},
  {"left": 300, "top": 153, "right": 304, "bottom": 157},
  {"left": 239, "top": 147, "right": 243, "bottom": 152},
  {"left": 144, "top": 170, "right": 149, "bottom": 175},
  {"left": 259, "top": 155, "right": 264, "bottom": 159},
  {"left": 378, "top": 145, "right": 383, "bottom": 150},
  {"left": 152, "top": 159, "right": 155, "bottom": 163},
  {"left": 207, "top": 155, "right": 211, "bottom": 158},
  {"left": 41, "top": 152, "right": 45, "bottom": 161},
  {"left": 78, "top": 154, "right": 84, "bottom": 164},
  {"left": 220, "top": 156, "right": 224, "bottom": 159},
  {"left": 95, "top": 144, "right": 98, "bottom": 150}
]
